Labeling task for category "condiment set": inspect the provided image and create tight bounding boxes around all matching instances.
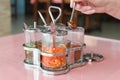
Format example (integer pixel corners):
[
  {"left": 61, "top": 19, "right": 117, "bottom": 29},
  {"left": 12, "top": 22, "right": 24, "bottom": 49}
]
[{"left": 23, "top": 5, "right": 103, "bottom": 75}]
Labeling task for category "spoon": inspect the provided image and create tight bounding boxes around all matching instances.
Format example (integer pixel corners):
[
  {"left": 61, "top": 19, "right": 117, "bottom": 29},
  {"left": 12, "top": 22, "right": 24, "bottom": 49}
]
[
  {"left": 48, "top": 6, "right": 62, "bottom": 48},
  {"left": 67, "top": 2, "right": 77, "bottom": 29},
  {"left": 48, "top": 6, "right": 62, "bottom": 24},
  {"left": 23, "top": 22, "right": 28, "bottom": 30},
  {"left": 38, "top": 10, "right": 47, "bottom": 26}
]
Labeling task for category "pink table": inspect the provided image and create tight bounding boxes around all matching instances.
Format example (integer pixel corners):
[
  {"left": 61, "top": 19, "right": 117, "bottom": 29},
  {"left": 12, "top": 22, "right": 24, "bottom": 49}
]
[{"left": 0, "top": 33, "right": 120, "bottom": 80}]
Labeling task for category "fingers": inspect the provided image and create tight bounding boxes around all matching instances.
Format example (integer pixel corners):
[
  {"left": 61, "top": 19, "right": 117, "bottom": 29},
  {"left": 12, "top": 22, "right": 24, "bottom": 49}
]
[
  {"left": 70, "top": 0, "right": 77, "bottom": 8},
  {"left": 70, "top": 0, "right": 105, "bottom": 14},
  {"left": 75, "top": 5, "right": 96, "bottom": 14},
  {"left": 76, "top": 5, "right": 92, "bottom": 11},
  {"left": 82, "top": 7, "right": 105, "bottom": 14},
  {"left": 70, "top": 0, "right": 83, "bottom": 8},
  {"left": 75, "top": 6, "right": 105, "bottom": 14},
  {"left": 70, "top": 0, "right": 73, "bottom": 8},
  {"left": 75, "top": 3, "right": 82, "bottom": 9},
  {"left": 82, "top": 9, "right": 96, "bottom": 14},
  {"left": 94, "top": 7, "right": 105, "bottom": 13},
  {"left": 70, "top": 0, "right": 90, "bottom": 8}
]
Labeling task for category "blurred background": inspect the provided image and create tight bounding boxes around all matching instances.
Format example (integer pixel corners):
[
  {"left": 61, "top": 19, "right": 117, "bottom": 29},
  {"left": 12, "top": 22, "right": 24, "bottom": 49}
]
[{"left": 0, "top": 0, "right": 120, "bottom": 40}]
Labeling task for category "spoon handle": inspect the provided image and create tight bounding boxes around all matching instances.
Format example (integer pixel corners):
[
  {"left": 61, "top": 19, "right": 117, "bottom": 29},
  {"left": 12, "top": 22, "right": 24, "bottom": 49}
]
[
  {"left": 48, "top": 6, "right": 62, "bottom": 24},
  {"left": 70, "top": 2, "right": 76, "bottom": 21},
  {"left": 38, "top": 10, "right": 47, "bottom": 26}
]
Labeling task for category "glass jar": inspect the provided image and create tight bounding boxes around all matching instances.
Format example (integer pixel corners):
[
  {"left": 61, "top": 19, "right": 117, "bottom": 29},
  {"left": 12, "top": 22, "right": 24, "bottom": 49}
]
[
  {"left": 67, "top": 27, "right": 85, "bottom": 63},
  {"left": 69, "top": 41, "right": 83, "bottom": 62},
  {"left": 40, "top": 26, "right": 68, "bottom": 71},
  {"left": 24, "top": 26, "right": 41, "bottom": 64},
  {"left": 67, "top": 27, "right": 84, "bottom": 43}
]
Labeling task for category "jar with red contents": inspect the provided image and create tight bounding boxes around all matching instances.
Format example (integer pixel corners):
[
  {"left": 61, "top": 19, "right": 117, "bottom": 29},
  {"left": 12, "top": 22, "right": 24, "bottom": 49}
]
[
  {"left": 40, "top": 27, "right": 68, "bottom": 71},
  {"left": 67, "top": 27, "right": 85, "bottom": 64}
]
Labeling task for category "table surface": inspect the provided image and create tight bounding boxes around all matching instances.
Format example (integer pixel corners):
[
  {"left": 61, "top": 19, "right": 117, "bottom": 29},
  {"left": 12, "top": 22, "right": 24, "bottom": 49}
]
[{"left": 0, "top": 33, "right": 120, "bottom": 80}]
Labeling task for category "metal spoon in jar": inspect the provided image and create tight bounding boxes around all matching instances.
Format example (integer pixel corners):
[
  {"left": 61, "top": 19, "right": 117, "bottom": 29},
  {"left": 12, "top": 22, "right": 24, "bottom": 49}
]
[
  {"left": 48, "top": 6, "right": 62, "bottom": 48},
  {"left": 38, "top": 10, "right": 47, "bottom": 26},
  {"left": 48, "top": 6, "right": 62, "bottom": 24},
  {"left": 67, "top": 2, "right": 77, "bottom": 29}
]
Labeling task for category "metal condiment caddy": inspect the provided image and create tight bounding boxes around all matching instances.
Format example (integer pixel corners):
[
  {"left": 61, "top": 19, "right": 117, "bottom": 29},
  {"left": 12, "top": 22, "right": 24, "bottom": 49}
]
[{"left": 23, "top": 6, "right": 104, "bottom": 75}]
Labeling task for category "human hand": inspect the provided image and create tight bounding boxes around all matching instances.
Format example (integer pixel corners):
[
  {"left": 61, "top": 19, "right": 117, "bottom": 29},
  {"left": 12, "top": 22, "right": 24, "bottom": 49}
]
[
  {"left": 70, "top": 0, "right": 110, "bottom": 14},
  {"left": 70, "top": 0, "right": 120, "bottom": 20}
]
